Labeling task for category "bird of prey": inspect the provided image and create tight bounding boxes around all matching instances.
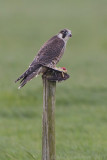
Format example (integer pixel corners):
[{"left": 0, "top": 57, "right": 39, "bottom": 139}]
[{"left": 15, "top": 29, "right": 72, "bottom": 88}]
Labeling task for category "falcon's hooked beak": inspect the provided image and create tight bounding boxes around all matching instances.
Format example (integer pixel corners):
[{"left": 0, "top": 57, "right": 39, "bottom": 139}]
[
  {"left": 69, "top": 33, "right": 72, "bottom": 37},
  {"left": 67, "top": 29, "right": 72, "bottom": 38},
  {"left": 68, "top": 30, "right": 72, "bottom": 37}
]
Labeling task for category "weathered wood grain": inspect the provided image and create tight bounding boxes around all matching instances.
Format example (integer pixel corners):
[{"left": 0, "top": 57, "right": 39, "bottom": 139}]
[{"left": 42, "top": 77, "right": 56, "bottom": 160}]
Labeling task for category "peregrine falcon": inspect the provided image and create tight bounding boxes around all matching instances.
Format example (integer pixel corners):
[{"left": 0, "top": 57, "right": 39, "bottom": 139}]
[{"left": 15, "top": 29, "right": 72, "bottom": 88}]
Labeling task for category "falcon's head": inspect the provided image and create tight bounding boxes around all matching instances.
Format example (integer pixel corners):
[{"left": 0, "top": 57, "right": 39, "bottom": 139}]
[{"left": 58, "top": 29, "right": 72, "bottom": 42}]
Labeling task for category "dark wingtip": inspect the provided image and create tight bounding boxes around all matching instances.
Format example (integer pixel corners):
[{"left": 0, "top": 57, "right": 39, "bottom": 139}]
[
  {"left": 18, "top": 82, "right": 26, "bottom": 89},
  {"left": 15, "top": 77, "right": 22, "bottom": 83}
]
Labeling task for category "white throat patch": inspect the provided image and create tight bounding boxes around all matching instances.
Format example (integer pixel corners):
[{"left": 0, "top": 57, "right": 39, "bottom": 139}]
[
  {"left": 57, "top": 33, "right": 63, "bottom": 39},
  {"left": 57, "top": 33, "right": 69, "bottom": 43}
]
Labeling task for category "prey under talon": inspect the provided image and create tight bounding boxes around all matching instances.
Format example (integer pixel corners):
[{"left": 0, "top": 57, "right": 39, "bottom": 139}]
[{"left": 54, "top": 67, "right": 68, "bottom": 78}]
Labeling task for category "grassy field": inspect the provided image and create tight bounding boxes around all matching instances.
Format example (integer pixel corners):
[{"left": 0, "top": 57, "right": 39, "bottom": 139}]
[{"left": 0, "top": 0, "right": 107, "bottom": 159}]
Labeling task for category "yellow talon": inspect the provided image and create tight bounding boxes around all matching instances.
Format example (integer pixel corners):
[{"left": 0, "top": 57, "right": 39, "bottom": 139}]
[{"left": 62, "top": 72, "right": 64, "bottom": 78}]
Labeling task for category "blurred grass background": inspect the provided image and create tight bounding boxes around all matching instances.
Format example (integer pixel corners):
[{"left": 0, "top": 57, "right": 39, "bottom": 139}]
[{"left": 0, "top": 0, "right": 107, "bottom": 159}]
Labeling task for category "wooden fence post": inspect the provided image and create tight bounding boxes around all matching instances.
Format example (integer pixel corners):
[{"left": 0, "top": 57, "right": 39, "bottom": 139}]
[{"left": 42, "top": 76, "right": 56, "bottom": 160}]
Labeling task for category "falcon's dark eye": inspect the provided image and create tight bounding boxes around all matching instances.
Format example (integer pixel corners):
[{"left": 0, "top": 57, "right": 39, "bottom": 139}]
[
  {"left": 62, "top": 31, "right": 67, "bottom": 38},
  {"left": 60, "top": 30, "right": 68, "bottom": 38},
  {"left": 62, "top": 32, "right": 66, "bottom": 38}
]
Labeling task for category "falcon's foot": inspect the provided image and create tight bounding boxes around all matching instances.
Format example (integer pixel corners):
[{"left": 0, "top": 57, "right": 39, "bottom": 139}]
[{"left": 54, "top": 67, "right": 67, "bottom": 73}]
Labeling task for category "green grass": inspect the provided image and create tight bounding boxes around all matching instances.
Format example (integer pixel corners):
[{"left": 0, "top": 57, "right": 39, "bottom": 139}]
[{"left": 0, "top": 0, "right": 107, "bottom": 159}]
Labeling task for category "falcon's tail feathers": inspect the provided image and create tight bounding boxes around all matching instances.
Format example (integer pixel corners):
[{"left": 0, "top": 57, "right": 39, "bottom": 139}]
[{"left": 15, "top": 64, "right": 41, "bottom": 89}]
